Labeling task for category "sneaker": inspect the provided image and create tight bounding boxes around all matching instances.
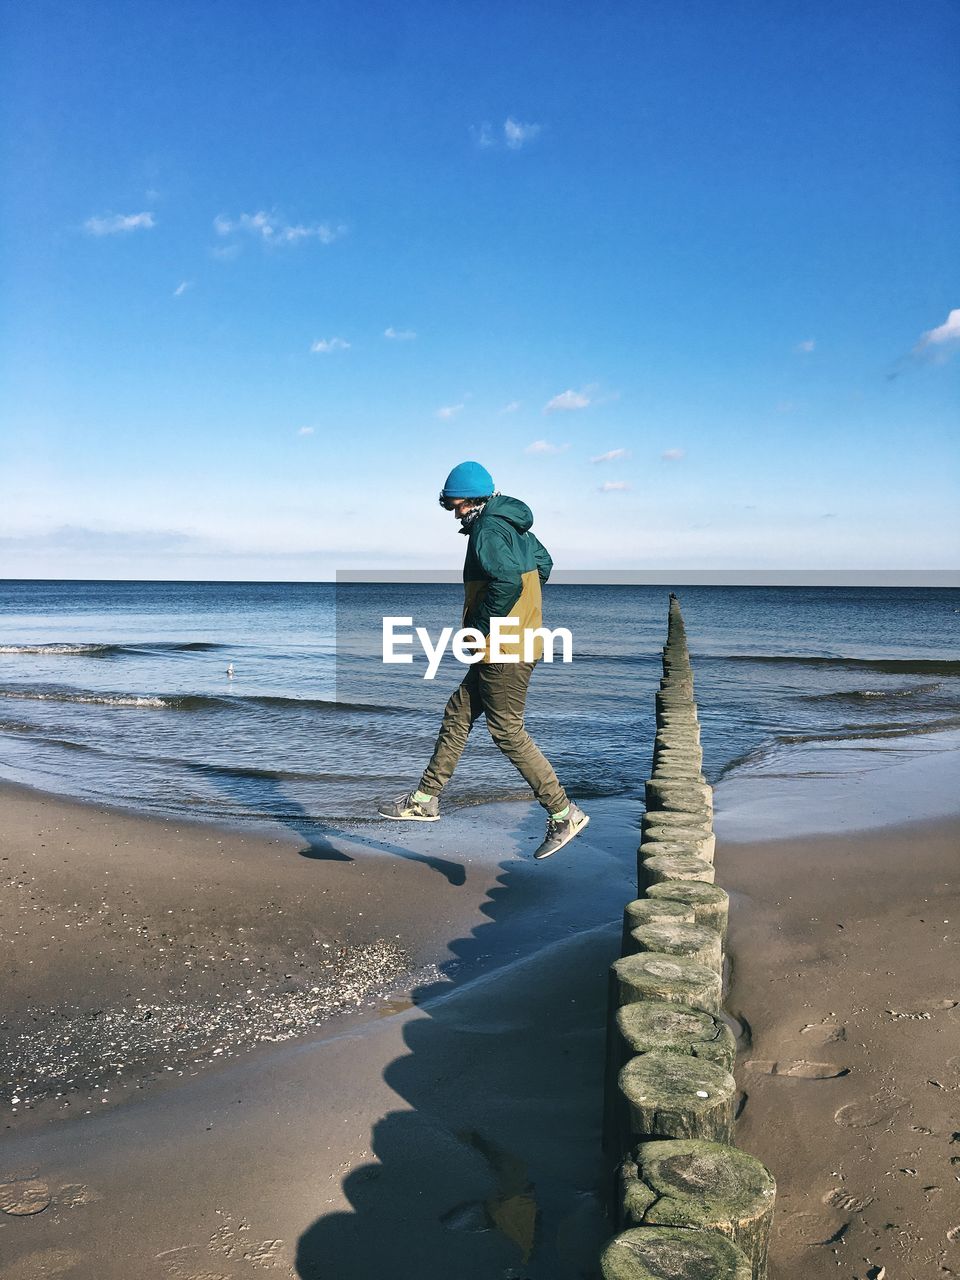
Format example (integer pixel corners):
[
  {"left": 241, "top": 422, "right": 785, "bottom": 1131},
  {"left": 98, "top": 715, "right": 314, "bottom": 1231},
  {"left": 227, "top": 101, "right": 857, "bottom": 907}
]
[
  {"left": 377, "top": 790, "right": 440, "bottom": 822},
  {"left": 533, "top": 802, "right": 590, "bottom": 859}
]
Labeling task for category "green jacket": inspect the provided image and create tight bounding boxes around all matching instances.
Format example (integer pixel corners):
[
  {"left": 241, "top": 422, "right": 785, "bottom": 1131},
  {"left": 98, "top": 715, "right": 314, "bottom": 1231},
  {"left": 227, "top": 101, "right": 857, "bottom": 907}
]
[{"left": 462, "top": 495, "right": 553, "bottom": 661}]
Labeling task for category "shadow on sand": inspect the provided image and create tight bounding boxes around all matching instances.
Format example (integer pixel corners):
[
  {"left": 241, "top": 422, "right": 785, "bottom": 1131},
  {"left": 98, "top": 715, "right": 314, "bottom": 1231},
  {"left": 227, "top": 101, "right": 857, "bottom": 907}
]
[
  {"left": 201, "top": 763, "right": 469, "bottom": 884},
  {"left": 291, "top": 797, "right": 638, "bottom": 1280}
]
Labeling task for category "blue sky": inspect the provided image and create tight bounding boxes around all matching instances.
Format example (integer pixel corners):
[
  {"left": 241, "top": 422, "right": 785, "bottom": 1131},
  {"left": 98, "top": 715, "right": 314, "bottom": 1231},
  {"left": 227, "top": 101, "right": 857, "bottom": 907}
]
[{"left": 2, "top": 0, "right": 958, "bottom": 579}]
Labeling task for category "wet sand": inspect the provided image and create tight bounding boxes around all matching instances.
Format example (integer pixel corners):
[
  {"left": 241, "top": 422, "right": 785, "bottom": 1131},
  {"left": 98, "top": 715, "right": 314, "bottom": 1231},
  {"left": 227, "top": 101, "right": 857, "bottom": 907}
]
[
  {"left": 718, "top": 740, "right": 960, "bottom": 1280},
  {"left": 1, "top": 735, "right": 958, "bottom": 1279},
  {"left": 0, "top": 784, "right": 638, "bottom": 1278}
]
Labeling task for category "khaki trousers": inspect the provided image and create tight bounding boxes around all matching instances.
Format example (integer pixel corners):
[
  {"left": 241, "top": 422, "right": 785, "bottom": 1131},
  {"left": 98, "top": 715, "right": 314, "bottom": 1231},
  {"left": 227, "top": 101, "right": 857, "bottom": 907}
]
[{"left": 418, "top": 660, "right": 568, "bottom": 814}]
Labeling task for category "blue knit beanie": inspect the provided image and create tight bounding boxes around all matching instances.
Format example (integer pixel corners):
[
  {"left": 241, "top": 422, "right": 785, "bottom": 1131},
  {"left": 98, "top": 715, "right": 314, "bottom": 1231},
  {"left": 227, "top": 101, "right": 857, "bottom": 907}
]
[{"left": 441, "top": 461, "right": 495, "bottom": 498}]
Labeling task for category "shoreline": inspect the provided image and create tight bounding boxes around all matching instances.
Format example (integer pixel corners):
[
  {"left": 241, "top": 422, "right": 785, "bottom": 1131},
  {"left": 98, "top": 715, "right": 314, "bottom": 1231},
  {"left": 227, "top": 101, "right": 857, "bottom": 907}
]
[
  {"left": 0, "top": 780, "right": 639, "bottom": 1136},
  {"left": 0, "top": 730, "right": 958, "bottom": 1277}
]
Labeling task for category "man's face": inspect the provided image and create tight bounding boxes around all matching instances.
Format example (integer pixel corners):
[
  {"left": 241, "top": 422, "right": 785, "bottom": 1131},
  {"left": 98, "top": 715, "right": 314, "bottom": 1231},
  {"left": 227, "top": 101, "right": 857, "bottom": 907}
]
[{"left": 448, "top": 497, "right": 478, "bottom": 519}]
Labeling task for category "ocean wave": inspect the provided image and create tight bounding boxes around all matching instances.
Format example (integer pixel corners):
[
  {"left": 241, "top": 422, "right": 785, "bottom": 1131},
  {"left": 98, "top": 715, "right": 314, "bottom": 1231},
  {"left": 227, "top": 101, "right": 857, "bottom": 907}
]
[
  {"left": 800, "top": 682, "right": 943, "bottom": 703},
  {"left": 718, "top": 654, "right": 960, "bottom": 676},
  {"left": 0, "top": 689, "right": 169, "bottom": 708},
  {"left": 250, "top": 694, "right": 410, "bottom": 715},
  {"left": 0, "top": 640, "right": 228, "bottom": 657},
  {"left": 714, "top": 716, "right": 960, "bottom": 780},
  {"left": 774, "top": 716, "right": 960, "bottom": 744},
  {"left": 0, "top": 687, "right": 408, "bottom": 715},
  {"left": 0, "top": 643, "right": 118, "bottom": 656}
]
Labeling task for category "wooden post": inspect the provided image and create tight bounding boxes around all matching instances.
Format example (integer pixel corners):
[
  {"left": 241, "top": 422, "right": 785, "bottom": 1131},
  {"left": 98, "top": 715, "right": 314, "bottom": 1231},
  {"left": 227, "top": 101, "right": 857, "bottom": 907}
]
[
  {"left": 646, "top": 880, "right": 730, "bottom": 939},
  {"left": 618, "top": 1052, "right": 736, "bottom": 1144},
  {"left": 616, "top": 1000, "right": 736, "bottom": 1072},
  {"left": 619, "top": 1139, "right": 776, "bottom": 1279},
  {"left": 629, "top": 920, "right": 723, "bottom": 971},
  {"left": 600, "top": 1226, "right": 752, "bottom": 1279},
  {"left": 639, "top": 852, "right": 716, "bottom": 891},
  {"left": 612, "top": 952, "right": 721, "bottom": 1014}
]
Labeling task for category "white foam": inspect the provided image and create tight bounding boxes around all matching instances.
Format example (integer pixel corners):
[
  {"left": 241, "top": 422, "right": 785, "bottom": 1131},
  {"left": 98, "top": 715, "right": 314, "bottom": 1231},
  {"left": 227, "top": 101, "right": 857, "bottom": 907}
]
[
  {"left": 0, "top": 644, "right": 109, "bottom": 655},
  {"left": 0, "top": 690, "right": 167, "bottom": 709}
]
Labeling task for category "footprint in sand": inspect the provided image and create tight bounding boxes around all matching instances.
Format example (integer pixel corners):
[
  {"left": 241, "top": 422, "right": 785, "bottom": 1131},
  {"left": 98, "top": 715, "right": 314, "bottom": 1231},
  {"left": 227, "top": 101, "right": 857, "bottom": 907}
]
[
  {"left": 801, "top": 1022, "right": 847, "bottom": 1045},
  {"left": 208, "top": 1213, "right": 285, "bottom": 1268},
  {"left": 0, "top": 1249, "right": 82, "bottom": 1279},
  {"left": 0, "top": 1178, "right": 52, "bottom": 1216},
  {"left": 834, "top": 1094, "right": 908, "bottom": 1128},
  {"left": 57, "top": 1182, "right": 103, "bottom": 1208},
  {"left": 156, "top": 1247, "right": 230, "bottom": 1280},
  {"left": 822, "top": 1187, "right": 874, "bottom": 1212},
  {"left": 745, "top": 1059, "right": 850, "bottom": 1079}
]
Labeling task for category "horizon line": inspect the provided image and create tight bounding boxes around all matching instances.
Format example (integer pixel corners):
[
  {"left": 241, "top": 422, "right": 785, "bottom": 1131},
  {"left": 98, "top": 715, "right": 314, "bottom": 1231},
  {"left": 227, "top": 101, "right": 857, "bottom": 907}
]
[{"left": 2, "top": 571, "right": 958, "bottom": 587}]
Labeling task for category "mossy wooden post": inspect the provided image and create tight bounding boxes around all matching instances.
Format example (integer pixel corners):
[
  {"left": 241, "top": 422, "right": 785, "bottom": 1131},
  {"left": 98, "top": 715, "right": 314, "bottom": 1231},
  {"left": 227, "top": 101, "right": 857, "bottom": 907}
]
[
  {"left": 604, "top": 974, "right": 733, "bottom": 1156},
  {"left": 647, "top": 880, "right": 730, "bottom": 939},
  {"left": 612, "top": 952, "right": 721, "bottom": 1014},
  {"left": 601, "top": 1226, "right": 752, "bottom": 1279},
  {"left": 639, "top": 837, "right": 715, "bottom": 865},
  {"left": 629, "top": 920, "right": 722, "bottom": 970},
  {"left": 605, "top": 952, "right": 720, "bottom": 1154},
  {"left": 620, "top": 1139, "right": 776, "bottom": 1279},
  {"left": 619, "top": 1052, "right": 736, "bottom": 1144},
  {"left": 621, "top": 897, "right": 694, "bottom": 954},
  {"left": 652, "top": 745, "right": 703, "bottom": 767},
  {"left": 616, "top": 1000, "right": 736, "bottom": 1072},
  {"left": 653, "top": 733, "right": 700, "bottom": 747},
  {"left": 653, "top": 737, "right": 702, "bottom": 757},
  {"left": 641, "top": 808, "right": 712, "bottom": 836},
  {"left": 639, "top": 852, "right": 716, "bottom": 891},
  {"left": 645, "top": 778, "right": 713, "bottom": 812},
  {"left": 642, "top": 824, "right": 715, "bottom": 859}
]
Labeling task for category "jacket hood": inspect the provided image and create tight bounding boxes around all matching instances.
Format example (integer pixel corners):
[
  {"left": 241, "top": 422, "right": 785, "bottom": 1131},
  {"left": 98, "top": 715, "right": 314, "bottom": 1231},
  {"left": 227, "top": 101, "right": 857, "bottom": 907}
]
[{"left": 481, "top": 494, "right": 533, "bottom": 532}]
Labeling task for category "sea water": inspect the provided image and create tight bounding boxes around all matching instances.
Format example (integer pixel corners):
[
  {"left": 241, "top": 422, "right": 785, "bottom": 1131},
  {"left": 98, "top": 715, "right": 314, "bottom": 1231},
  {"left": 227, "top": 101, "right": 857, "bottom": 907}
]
[{"left": 0, "top": 581, "right": 957, "bottom": 828}]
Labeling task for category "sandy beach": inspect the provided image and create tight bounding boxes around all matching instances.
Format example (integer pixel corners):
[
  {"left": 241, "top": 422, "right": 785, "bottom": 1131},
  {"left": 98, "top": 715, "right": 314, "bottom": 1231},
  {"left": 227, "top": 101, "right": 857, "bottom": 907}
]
[
  {"left": 1, "top": 735, "right": 958, "bottom": 1279},
  {"left": 717, "top": 736, "right": 960, "bottom": 1280}
]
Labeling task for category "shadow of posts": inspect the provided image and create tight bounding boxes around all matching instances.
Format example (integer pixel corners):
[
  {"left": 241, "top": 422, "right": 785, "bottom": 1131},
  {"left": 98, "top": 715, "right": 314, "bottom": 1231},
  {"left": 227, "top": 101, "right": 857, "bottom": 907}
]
[{"left": 293, "top": 799, "right": 639, "bottom": 1280}]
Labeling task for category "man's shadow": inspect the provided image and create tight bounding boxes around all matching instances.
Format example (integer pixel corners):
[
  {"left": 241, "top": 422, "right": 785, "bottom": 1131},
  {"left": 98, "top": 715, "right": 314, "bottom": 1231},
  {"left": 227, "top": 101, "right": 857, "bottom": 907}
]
[
  {"left": 186, "top": 758, "right": 467, "bottom": 885},
  {"left": 292, "top": 800, "right": 639, "bottom": 1280}
]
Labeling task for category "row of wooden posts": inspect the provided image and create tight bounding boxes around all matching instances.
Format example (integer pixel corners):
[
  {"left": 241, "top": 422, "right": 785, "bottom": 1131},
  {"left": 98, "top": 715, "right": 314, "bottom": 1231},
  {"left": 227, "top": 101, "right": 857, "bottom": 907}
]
[{"left": 598, "top": 595, "right": 777, "bottom": 1280}]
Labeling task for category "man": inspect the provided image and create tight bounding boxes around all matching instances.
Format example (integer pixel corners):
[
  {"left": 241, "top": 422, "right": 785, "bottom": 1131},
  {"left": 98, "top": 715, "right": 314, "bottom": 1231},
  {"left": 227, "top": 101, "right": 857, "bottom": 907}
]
[{"left": 378, "top": 460, "right": 589, "bottom": 860}]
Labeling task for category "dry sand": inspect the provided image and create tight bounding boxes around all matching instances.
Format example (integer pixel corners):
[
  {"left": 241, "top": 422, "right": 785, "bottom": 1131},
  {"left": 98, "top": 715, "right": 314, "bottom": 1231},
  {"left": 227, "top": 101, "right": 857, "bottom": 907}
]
[{"left": 1, "top": 734, "right": 958, "bottom": 1280}]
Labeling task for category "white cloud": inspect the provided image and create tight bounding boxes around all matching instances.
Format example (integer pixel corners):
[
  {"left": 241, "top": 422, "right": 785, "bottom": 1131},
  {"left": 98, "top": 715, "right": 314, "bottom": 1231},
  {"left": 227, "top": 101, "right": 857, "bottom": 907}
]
[
  {"left": 661, "top": 448, "right": 686, "bottom": 462},
  {"left": 84, "top": 212, "right": 156, "bottom": 235},
  {"left": 436, "top": 403, "right": 465, "bottom": 420},
  {"left": 474, "top": 122, "right": 496, "bottom": 149},
  {"left": 501, "top": 400, "right": 521, "bottom": 414},
  {"left": 384, "top": 326, "right": 416, "bottom": 341},
  {"left": 544, "top": 388, "right": 591, "bottom": 413},
  {"left": 173, "top": 280, "right": 192, "bottom": 297},
  {"left": 297, "top": 427, "right": 315, "bottom": 437},
  {"left": 918, "top": 308, "right": 960, "bottom": 349},
  {"left": 504, "top": 117, "right": 541, "bottom": 149},
  {"left": 590, "top": 448, "right": 629, "bottom": 463},
  {"left": 473, "top": 118, "right": 542, "bottom": 150},
  {"left": 598, "top": 481, "right": 630, "bottom": 493},
  {"left": 795, "top": 339, "right": 815, "bottom": 353},
  {"left": 214, "top": 211, "right": 345, "bottom": 247},
  {"left": 310, "top": 337, "right": 350, "bottom": 353},
  {"left": 525, "top": 440, "right": 570, "bottom": 455}
]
